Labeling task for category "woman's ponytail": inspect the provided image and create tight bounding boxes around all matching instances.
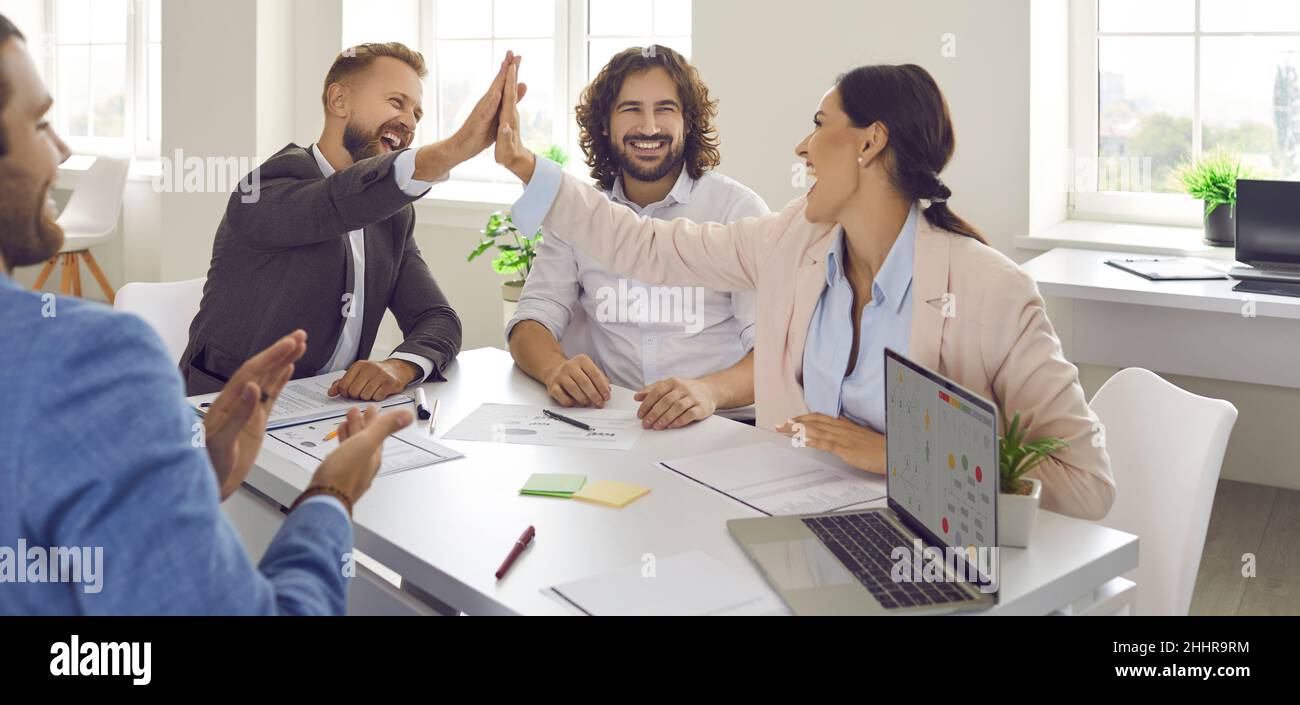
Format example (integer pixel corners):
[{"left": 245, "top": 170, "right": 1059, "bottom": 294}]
[{"left": 837, "top": 64, "right": 987, "bottom": 245}]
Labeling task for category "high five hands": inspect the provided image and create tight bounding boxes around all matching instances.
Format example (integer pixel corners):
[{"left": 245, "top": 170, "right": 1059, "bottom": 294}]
[
  {"left": 414, "top": 51, "right": 528, "bottom": 181},
  {"left": 493, "top": 52, "right": 537, "bottom": 184},
  {"left": 451, "top": 51, "right": 529, "bottom": 163}
]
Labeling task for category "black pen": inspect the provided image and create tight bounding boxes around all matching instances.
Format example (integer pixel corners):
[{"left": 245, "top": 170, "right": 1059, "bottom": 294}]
[{"left": 543, "top": 408, "right": 594, "bottom": 431}]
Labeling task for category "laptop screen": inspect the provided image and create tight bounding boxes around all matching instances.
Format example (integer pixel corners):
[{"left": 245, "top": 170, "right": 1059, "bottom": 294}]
[
  {"left": 1236, "top": 179, "right": 1300, "bottom": 266},
  {"left": 885, "top": 349, "right": 998, "bottom": 551}
]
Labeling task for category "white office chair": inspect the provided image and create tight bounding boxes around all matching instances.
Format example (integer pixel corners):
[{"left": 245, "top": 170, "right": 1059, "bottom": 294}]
[
  {"left": 113, "top": 276, "right": 292, "bottom": 566},
  {"left": 1089, "top": 368, "right": 1238, "bottom": 616},
  {"left": 113, "top": 278, "right": 207, "bottom": 364},
  {"left": 33, "top": 155, "right": 132, "bottom": 304}
]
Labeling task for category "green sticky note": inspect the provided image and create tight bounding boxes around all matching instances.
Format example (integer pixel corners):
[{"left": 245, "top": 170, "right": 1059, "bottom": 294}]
[{"left": 520, "top": 473, "right": 587, "bottom": 497}]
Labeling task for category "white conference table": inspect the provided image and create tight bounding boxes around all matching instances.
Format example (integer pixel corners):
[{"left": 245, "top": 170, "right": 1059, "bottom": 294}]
[{"left": 245, "top": 347, "right": 1138, "bottom": 616}]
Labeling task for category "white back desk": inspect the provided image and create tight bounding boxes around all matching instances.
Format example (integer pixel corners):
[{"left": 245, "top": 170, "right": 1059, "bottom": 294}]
[
  {"left": 245, "top": 347, "right": 1137, "bottom": 616},
  {"left": 1021, "top": 247, "right": 1300, "bottom": 390}
]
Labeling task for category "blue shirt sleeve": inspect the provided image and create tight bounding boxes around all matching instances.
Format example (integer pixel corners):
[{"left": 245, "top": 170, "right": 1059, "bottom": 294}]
[
  {"left": 22, "top": 309, "right": 352, "bottom": 615},
  {"left": 298, "top": 494, "right": 351, "bottom": 520}
]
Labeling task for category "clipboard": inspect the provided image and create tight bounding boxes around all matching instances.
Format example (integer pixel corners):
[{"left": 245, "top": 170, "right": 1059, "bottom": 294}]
[{"left": 1104, "top": 257, "right": 1230, "bottom": 281}]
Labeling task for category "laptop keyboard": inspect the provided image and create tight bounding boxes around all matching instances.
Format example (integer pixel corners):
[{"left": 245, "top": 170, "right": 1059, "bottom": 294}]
[
  {"left": 1244, "top": 262, "right": 1300, "bottom": 276},
  {"left": 802, "top": 512, "right": 973, "bottom": 610}
]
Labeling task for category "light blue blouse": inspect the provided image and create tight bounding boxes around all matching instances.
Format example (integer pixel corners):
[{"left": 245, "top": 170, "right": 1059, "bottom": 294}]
[{"left": 801, "top": 206, "right": 918, "bottom": 432}]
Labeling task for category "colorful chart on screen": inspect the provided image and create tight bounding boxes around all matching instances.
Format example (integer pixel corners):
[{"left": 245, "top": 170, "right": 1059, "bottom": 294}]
[{"left": 886, "top": 354, "right": 997, "bottom": 549}]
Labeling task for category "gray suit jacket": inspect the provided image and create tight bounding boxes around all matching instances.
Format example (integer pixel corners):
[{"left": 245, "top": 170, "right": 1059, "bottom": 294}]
[{"left": 180, "top": 144, "right": 461, "bottom": 394}]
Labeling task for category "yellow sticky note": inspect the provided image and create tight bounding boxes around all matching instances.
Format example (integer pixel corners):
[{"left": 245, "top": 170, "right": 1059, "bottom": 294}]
[{"left": 572, "top": 480, "right": 650, "bottom": 508}]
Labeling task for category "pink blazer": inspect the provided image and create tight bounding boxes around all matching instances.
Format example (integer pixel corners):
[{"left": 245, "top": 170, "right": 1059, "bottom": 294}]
[{"left": 537, "top": 173, "right": 1116, "bottom": 520}]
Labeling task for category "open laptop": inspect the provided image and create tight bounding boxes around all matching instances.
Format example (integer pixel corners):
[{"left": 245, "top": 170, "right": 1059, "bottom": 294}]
[
  {"left": 727, "top": 349, "right": 999, "bottom": 615},
  {"left": 1228, "top": 179, "right": 1300, "bottom": 283}
]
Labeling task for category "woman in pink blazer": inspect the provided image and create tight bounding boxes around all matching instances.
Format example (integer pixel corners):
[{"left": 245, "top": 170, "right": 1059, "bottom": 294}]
[{"left": 495, "top": 57, "right": 1114, "bottom": 520}]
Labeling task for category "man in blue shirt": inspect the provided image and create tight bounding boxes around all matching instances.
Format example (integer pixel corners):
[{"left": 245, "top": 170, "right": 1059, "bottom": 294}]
[{"left": 0, "top": 15, "right": 411, "bottom": 615}]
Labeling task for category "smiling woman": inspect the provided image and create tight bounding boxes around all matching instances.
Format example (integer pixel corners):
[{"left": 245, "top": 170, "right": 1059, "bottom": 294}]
[{"left": 497, "top": 58, "right": 1117, "bottom": 520}]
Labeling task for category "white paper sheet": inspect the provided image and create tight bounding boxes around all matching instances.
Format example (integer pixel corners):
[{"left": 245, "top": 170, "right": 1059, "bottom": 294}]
[
  {"left": 268, "top": 417, "right": 462, "bottom": 478},
  {"left": 188, "top": 371, "right": 412, "bottom": 430},
  {"left": 441, "top": 403, "right": 645, "bottom": 450},
  {"left": 658, "top": 442, "right": 886, "bottom": 516},
  {"left": 543, "top": 550, "right": 788, "bottom": 616}
]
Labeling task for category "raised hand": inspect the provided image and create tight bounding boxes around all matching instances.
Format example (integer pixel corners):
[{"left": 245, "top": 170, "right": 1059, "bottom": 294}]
[
  {"left": 450, "top": 51, "right": 529, "bottom": 163},
  {"left": 495, "top": 53, "right": 537, "bottom": 183}
]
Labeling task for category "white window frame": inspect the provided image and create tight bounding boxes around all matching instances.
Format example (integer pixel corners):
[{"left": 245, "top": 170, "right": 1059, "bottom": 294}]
[
  {"left": 40, "top": 0, "right": 159, "bottom": 159},
  {"left": 406, "top": 0, "right": 691, "bottom": 185},
  {"left": 1068, "top": 0, "right": 1300, "bottom": 226}
]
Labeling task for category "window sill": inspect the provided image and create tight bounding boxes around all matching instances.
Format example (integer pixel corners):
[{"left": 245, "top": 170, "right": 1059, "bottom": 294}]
[{"left": 1016, "top": 219, "right": 1235, "bottom": 261}]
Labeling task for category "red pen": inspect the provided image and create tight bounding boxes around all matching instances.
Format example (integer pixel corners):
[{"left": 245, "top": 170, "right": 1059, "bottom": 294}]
[{"left": 495, "top": 525, "right": 535, "bottom": 580}]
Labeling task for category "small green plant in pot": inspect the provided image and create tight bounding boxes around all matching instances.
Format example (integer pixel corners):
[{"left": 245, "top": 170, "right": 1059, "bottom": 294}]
[
  {"left": 470, "top": 211, "right": 541, "bottom": 303},
  {"left": 997, "top": 406, "right": 1068, "bottom": 548},
  {"left": 1171, "top": 149, "right": 1260, "bottom": 247},
  {"left": 468, "top": 146, "right": 568, "bottom": 303}
]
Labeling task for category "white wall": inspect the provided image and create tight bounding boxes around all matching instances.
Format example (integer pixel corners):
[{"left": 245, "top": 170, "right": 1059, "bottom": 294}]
[
  {"left": 158, "top": 0, "right": 259, "bottom": 280},
  {"left": 1029, "top": 1, "right": 1070, "bottom": 235},
  {"left": 692, "top": 0, "right": 1032, "bottom": 256},
  {"left": 257, "top": 0, "right": 297, "bottom": 162},
  {"left": 290, "top": 0, "right": 343, "bottom": 141}
]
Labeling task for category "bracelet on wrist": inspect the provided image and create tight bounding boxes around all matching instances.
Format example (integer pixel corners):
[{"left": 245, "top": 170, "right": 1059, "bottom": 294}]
[{"left": 291, "top": 485, "right": 354, "bottom": 517}]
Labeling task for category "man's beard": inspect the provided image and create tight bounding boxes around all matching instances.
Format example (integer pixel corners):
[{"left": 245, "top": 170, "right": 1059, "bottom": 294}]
[
  {"left": 342, "top": 119, "right": 410, "bottom": 163},
  {"left": 0, "top": 164, "right": 63, "bottom": 270},
  {"left": 614, "top": 134, "right": 686, "bottom": 183}
]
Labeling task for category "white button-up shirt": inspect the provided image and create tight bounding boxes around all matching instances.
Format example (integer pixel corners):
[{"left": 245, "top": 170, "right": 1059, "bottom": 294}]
[
  {"left": 507, "top": 167, "right": 770, "bottom": 390},
  {"left": 309, "top": 144, "right": 439, "bottom": 381}
]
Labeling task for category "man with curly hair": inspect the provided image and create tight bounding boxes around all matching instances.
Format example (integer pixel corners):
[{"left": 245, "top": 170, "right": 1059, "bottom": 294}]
[{"left": 508, "top": 45, "right": 769, "bottom": 430}]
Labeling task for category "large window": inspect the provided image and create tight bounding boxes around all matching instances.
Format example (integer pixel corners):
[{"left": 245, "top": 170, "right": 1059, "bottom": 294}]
[
  {"left": 1070, "top": 0, "right": 1300, "bottom": 223},
  {"left": 0, "top": 0, "right": 162, "bottom": 158},
  {"left": 342, "top": 0, "right": 692, "bottom": 183}
]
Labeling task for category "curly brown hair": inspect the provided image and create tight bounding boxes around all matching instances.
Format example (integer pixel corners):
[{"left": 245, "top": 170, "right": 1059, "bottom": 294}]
[{"left": 576, "top": 45, "right": 720, "bottom": 191}]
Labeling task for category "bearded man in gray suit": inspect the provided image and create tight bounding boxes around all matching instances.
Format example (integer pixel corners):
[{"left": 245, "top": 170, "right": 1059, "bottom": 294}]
[{"left": 182, "top": 45, "right": 527, "bottom": 400}]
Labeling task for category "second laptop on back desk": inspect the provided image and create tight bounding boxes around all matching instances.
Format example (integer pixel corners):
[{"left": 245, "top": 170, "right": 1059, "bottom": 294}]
[{"left": 1228, "top": 179, "right": 1300, "bottom": 298}]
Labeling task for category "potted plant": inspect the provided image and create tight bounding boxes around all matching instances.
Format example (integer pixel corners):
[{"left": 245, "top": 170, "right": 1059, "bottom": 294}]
[
  {"left": 469, "top": 146, "right": 568, "bottom": 323},
  {"left": 1171, "top": 148, "right": 1260, "bottom": 247},
  {"left": 469, "top": 210, "right": 541, "bottom": 306},
  {"left": 997, "top": 406, "right": 1068, "bottom": 548}
]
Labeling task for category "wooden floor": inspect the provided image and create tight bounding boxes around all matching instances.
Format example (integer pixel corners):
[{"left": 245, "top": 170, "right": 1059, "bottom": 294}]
[{"left": 1190, "top": 480, "right": 1300, "bottom": 615}]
